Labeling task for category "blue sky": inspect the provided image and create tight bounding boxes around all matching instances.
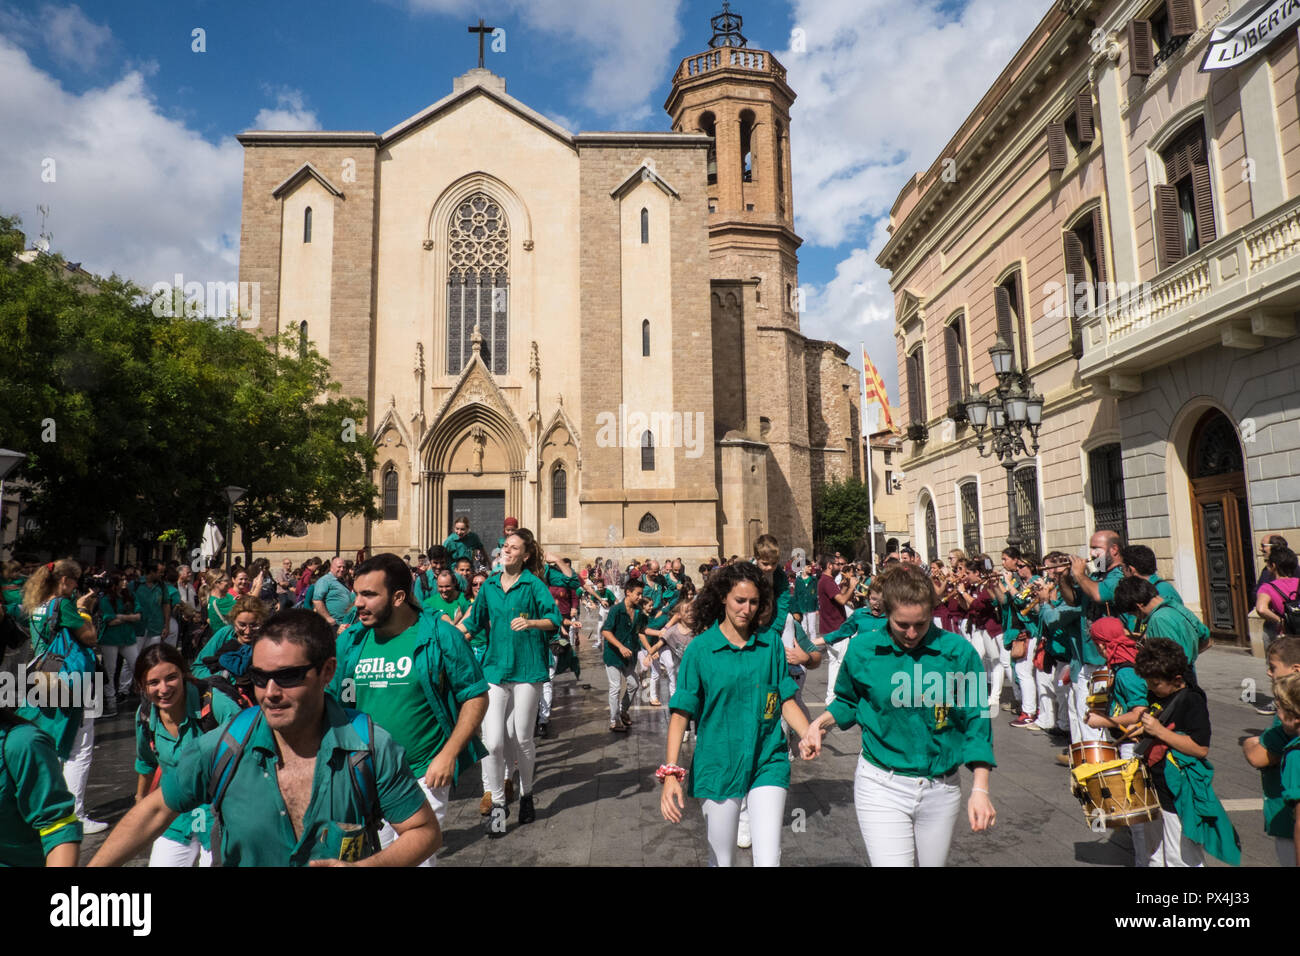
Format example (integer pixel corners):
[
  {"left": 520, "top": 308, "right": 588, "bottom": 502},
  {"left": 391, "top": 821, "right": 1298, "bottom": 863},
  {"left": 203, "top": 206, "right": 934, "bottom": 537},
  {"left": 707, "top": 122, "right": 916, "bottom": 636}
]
[{"left": 0, "top": 0, "right": 1055, "bottom": 422}]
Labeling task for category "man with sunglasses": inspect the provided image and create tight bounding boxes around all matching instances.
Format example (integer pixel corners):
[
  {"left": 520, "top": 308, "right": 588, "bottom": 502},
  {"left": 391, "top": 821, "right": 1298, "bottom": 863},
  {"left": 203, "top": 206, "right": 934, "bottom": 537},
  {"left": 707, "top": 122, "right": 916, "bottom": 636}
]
[
  {"left": 330, "top": 553, "right": 488, "bottom": 865},
  {"left": 90, "top": 610, "right": 439, "bottom": 867}
]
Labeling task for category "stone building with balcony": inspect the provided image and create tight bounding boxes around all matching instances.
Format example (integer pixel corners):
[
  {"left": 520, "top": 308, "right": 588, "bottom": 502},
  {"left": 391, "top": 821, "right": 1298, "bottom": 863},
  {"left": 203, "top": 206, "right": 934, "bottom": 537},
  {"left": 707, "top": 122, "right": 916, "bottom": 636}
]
[
  {"left": 879, "top": 0, "right": 1300, "bottom": 651},
  {"left": 234, "top": 5, "right": 859, "bottom": 566}
]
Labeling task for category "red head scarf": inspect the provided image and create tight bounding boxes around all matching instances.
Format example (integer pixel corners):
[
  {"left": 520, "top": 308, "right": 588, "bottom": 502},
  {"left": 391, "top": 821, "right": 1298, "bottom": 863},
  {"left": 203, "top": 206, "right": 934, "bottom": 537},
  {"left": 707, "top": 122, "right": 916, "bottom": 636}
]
[{"left": 1089, "top": 617, "right": 1138, "bottom": 668}]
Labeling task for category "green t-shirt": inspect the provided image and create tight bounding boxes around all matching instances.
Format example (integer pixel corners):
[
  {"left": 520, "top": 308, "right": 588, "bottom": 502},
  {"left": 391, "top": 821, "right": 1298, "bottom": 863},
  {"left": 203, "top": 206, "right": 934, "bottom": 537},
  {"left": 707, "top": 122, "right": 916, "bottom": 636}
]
[
  {"left": 668, "top": 623, "right": 800, "bottom": 801},
  {"left": 208, "top": 593, "right": 236, "bottom": 631},
  {"left": 98, "top": 594, "right": 138, "bottom": 648},
  {"left": 134, "top": 681, "right": 242, "bottom": 848},
  {"left": 1144, "top": 602, "right": 1202, "bottom": 669},
  {"left": 1259, "top": 720, "right": 1300, "bottom": 839},
  {"left": 827, "top": 623, "right": 996, "bottom": 778},
  {"left": 133, "top": 580, "right": 170, "bottom": 636},
  {"left": 460, "top": 569, "right": 562, "bottom": 684},
  {"left": 1, "top": 577, "right": 25, "bottom": 615},
  {"left": 821, "top": 607, "right": 887, "bottom": 645},
  {"left": 0, "top": 723, "right": 83, "bottom": 867},
  {"left": 28, "top": 596, "right": 84, "bottom": 657},
  {"left": 601, "top": 601, "right": 647, "bottom": 668},
  {"left": 354, "top": 625, "right": 447, "bottom": 778},
  {"left": 160, "top": 697, "right": 427, "bottom": 867},
  {"left": 421, "top": 591, "right": 469, "bottom": 624},
  {"left": 1109, "top": 664, "right": 1147, "bottom": 717}
]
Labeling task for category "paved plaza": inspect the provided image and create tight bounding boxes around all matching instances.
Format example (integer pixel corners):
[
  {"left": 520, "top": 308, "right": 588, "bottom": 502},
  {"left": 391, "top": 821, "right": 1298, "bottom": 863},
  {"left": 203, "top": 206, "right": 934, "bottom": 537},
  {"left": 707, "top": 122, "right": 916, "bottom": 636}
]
[{"left": 65, "top": 604, "right": 1282, "bottom": 867}]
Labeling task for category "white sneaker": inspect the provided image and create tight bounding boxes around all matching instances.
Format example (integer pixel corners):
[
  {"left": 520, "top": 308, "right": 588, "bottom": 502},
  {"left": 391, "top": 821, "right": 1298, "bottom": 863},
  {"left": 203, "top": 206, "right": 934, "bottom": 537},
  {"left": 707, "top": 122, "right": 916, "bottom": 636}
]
[
  {"left": 736, "top": 815, "right": 752, "bottom": 849},
  {"left": 80, "top": 818, "right": 109, "bottom": 835}
]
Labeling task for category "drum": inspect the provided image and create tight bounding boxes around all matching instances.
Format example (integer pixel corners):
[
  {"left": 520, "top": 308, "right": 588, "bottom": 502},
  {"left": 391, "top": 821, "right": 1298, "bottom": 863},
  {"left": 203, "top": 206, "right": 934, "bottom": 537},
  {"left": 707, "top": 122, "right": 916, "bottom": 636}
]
[
  {"left": 1086, "top": 667, "right": 1113, "bottom": 715},
  {"left": 1076, "top": 758, "right": 1162, "bottom": 829},
  {"left": 1068, "top": 740, "right": 1117, "bottom": 769}
]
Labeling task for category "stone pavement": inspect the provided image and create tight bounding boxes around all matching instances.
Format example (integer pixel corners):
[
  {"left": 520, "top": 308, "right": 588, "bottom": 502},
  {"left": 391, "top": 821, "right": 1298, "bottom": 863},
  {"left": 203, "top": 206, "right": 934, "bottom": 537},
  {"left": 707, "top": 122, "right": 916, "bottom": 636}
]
[{"left": 64, "top": 610, "right": 1284, "bottom": 867}]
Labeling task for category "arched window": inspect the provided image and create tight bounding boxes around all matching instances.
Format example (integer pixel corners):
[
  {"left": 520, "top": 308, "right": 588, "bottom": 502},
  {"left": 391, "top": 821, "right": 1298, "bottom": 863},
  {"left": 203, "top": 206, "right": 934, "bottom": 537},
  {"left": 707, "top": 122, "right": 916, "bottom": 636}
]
[
  {"left": 303, "top": 207, "right": 312, "bottom": 243},
  {"left": 641, "top": 430, "right": 655, "bottom": 471},
  {"left": 924, "top": 496, "right": 938, "bottom": 564},
  {"left": 638, "top": 513, "right": 659, "bottom": 534},
  {"left": 640, "top": 207, "right": 649, "bottom": 244},
  {"left": 551, "top": 464, "right": 567, "bottom": 519},
  {"left": 298, "top": 320, "right": 308, "bottom": 359},
  {"left": 739, "top": 109, "right": 756, "bottom": 182},
  {"left": 447, "top": 192, "right": 509, "bottom": 375},
  {"left": 699, "top": 111, "right": 717, "bottom": 185},
  {"left": 641, "top": 319, "right": 650, "bottom": 357},
  {"left": 382, "top": 468, "right": 398, "bottom": 521},
  {"left": 958, "top": 480, "right": 981, "bottom": 556}
]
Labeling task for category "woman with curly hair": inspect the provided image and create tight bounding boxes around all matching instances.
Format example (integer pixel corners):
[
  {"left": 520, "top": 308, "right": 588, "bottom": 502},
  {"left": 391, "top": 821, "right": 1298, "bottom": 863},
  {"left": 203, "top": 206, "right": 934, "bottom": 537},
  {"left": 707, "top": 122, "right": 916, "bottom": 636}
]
[{"left": 659, "top": 562, "right": 811, "bottom": 866}]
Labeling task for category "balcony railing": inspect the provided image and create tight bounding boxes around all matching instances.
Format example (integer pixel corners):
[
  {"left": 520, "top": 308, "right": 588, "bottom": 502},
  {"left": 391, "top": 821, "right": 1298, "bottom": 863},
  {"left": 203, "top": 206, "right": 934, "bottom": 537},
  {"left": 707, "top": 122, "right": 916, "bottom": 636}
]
[
  {"left": 1077, "top": 194, "right": 1300, "bottom": 381},
  {"left": 675, "top": 48, "right": 787, "bottom": 83}
]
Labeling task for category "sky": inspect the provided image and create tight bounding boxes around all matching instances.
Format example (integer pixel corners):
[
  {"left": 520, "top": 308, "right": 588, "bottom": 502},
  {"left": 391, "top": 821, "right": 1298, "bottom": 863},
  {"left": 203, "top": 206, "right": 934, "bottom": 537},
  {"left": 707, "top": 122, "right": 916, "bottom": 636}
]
[{"left": 0, "top": 0, "right": 1055, "bottom": 424}]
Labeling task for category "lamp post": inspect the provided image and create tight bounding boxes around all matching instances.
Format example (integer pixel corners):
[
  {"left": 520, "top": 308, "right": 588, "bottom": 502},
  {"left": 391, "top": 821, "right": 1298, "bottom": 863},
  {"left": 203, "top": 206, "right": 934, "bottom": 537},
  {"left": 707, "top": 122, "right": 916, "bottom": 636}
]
[
  {"left": 962, "top": 335, "right": 1044, "bottom": 552},
  {"left": 0, "top": 449, "right": 26, "bottom": 560},
  {"left": 222, "top": 486, "right": 247, "bottom": 574}
]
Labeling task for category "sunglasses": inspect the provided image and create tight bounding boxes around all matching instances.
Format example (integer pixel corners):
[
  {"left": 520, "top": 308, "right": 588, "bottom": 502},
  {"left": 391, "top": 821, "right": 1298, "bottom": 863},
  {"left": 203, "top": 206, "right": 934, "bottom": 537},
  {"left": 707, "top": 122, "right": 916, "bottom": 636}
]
[{"left": 245, "top": 665, "right": 316, "bottom": 689}]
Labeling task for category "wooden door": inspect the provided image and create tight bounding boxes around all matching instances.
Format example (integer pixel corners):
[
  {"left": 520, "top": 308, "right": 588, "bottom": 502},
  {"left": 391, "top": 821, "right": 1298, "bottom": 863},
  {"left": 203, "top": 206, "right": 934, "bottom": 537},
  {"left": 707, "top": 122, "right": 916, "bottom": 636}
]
[{"left": 1190, "top": 476, "right": 1250, "bottom": 646}]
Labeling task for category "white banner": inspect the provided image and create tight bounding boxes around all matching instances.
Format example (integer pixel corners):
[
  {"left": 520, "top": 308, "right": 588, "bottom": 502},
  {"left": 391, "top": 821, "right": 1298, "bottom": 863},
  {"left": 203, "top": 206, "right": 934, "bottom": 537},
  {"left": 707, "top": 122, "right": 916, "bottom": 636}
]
[{"left": 1200, "top": 0, "right": 1300, "bottom": 71}]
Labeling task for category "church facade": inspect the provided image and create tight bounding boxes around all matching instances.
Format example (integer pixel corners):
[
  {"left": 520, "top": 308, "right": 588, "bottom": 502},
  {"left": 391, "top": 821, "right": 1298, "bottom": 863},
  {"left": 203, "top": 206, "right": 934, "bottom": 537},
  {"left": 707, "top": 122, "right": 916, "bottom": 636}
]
[{"left": 235, "top": 15, "right": 860, "bottom": 564}]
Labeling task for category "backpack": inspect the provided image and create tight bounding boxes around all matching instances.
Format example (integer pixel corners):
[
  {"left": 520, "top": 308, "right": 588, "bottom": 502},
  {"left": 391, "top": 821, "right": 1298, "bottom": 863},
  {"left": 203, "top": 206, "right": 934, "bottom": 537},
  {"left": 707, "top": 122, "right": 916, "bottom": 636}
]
[
  {"left": 29, "top": 598, "right": 97, "bottom": 699},
  {"left": 206, "top": 706, "right": 380, "bottom": 866},
  {"left": 137, "top": 677, "right": 253, "bottom": 792},
  {"left": 1263, "top": 580, "right": 1300, "bottom": 635}
]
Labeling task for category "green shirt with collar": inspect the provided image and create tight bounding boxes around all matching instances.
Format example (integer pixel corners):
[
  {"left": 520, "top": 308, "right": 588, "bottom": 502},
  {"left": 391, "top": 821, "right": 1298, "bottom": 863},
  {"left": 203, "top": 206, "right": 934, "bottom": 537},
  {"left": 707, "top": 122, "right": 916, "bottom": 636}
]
[
  {"left": 159, "top": 695, "right": 427, "bottom": 867},
  {"left": 18, "top": 596, "right": 89, "bottom": 760},
  {"left": 792, "top": 573, "right": 819, "bottom": 614},
  {"left": 133, "top": 580, "right": 170, "bottom": 636},
  {"left": 0, "top": 722, "right": 83, "bottom": 867},
  {"left": 827, "top": 623, "right": 996, "bottom": 778},
  {"left": 460, "top": 568, "right": 563, "bottom": 684},
  {"left": 1108, "top": 664, "right": 1147, "bottom": 717},
  {"left": 134, "top": 681, "right": 243, "bottom": 849},
  {"left": 443, "top": 531, "right": 486, "bottom": 565},
  {"left": 602, "top": 600, "right": 647, "bottom": 667},
  {"left": 820, "top": 606, "right": 888, "bottom": 645},
  {"left": 1260, "top": 719, "right": 1300, "bottom": 838},
  {"left": 1144, "top": 601, "right": 1202, "bottom": 669},
  {"left": 98, "top": 594, "right": 138, "bottom": 648},
  {"left": 668, "top": 622, "right": 800, "bottom": 801},
  {"left": 1040, "top": 599, "right": 1102, "bottom": 669}
]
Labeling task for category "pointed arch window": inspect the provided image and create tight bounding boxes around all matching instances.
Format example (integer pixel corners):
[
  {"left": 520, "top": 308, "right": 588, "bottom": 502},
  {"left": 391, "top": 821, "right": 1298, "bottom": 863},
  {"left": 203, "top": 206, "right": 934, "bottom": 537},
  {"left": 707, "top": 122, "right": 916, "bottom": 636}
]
[
  {"left": 303, "top": 206, "right": 312, "bottom": 243},
  {"left": 641, "top": 431, "right": 655, "bottom": 471},
  {"left": 447, "top": 192, "right": 509, "bottom": 375},
  {"left": 640, "top": 207, "right": 650, "bottom": 244},
  {"left": 551, "top": 463, "right": 567, "bottom": 519},
  {"left": 382, "top": 468, "right": 399, "bottom": 521},
  {"left": 642, "top": 319, "right": 650, "bottom": 357}
]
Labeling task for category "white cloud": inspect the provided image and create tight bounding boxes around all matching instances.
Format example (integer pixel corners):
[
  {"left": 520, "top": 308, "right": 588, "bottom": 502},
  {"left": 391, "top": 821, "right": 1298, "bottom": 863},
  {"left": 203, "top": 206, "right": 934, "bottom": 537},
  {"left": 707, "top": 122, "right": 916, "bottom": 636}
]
[
  {"left": 0, "top": 35, "right": 243, "bottom": 290},
  {"left": 782, "top": 0, "right": 1054, "bottom": 408},
  {"left": 0, "top": 3, "right": 112, "bottom": 71},
  {"left": 252, "top": 88, "right": 321, "bottom": 131},
  {"left": 401, "top": 0, "right": 684, "bottom": 123}
]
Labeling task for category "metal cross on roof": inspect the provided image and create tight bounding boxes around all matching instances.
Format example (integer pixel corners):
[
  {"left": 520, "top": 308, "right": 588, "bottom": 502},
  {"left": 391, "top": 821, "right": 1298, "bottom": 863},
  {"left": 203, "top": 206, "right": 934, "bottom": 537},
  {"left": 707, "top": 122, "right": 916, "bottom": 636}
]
[
  {"left": 708, "top": 1, "right": 747, "bottom": 49},
  {"left": 468, "top": 17, "right": 495, "bottom": 69}
]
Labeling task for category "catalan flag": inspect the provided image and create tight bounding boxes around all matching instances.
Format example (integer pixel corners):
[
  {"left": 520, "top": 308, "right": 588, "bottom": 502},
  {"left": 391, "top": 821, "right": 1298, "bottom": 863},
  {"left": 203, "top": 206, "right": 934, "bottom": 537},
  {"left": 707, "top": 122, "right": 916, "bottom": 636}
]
[{"left": 862, "top": 343, "right": 897, "bottom": 434}]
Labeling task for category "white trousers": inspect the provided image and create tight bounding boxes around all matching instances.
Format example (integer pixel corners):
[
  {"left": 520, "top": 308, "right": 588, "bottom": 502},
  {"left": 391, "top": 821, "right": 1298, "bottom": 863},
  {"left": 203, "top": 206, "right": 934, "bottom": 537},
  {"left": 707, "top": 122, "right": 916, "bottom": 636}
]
[
  {"left": 606, "top": 663, "right": 638, "bottom": 722},
  {"left": 61, "top": 717, "right": 94, "bottom": 819},
  {"left": 998, "top": 644, "right": 1017, "bottom": 707},
  {"left": 378, "top": 775, "right": 449, "bottom": 867},
  {"left": 967, "top": 629, "right": 1004, "bottom": 718},
  {"left": 1068, "top": 664, "right": 1104, "bottom": 743},
  {"left": 1033, "top": 662, "right": 1070, "bottom": 731},
  {"left": 100, "top": 641, "right": 140, "bottom": 696},
  {"left": 823, "top": 637, "right": 845, "bottom": 706},
  {"left": 852, "top": 756, "right": 962, "bottom": 867},
  {"left": 803, "top": 610, "right": 819, "bottom": 643},
  {"left": 538, "top": 663, "right": 558, "bottom": 722},
  {"left": 1148, "top": 806, "right": 1205, "bottom": 867},
  {"left": 1011, "top": 637, "right": 1038, "bottom": 716},
  {"left": 483, "top": 682, "right": 541, "bottom": 803},
  {"left": 637, "top": 649, "right": 673, "bottom": 701},
  {"left": 701, "top": 785, "right": 786, "bottom": 867},
  {"left": 149, "top": 834, "right": 213, "bottom": 868}
]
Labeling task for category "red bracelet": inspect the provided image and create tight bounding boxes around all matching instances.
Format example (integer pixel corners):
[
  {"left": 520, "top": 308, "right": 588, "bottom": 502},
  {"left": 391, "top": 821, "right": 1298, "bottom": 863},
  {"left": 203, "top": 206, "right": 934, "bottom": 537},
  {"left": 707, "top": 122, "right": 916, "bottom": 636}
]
[{"left": 655, "top": 764, "right": 686, "bottom": 782}]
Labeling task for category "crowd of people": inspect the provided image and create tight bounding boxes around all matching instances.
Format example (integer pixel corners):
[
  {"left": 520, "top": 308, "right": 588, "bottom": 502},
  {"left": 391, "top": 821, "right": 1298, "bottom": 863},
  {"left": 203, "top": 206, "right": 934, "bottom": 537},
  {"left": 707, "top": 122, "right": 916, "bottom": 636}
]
[{"left": 1, "top": 515, "right": 1297, "bottom": 869}]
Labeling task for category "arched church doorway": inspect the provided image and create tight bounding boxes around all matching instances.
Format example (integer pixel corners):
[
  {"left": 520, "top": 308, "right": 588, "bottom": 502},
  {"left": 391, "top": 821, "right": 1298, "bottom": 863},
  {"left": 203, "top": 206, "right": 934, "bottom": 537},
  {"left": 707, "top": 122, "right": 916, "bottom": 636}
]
[{"left": 1188, "top": 409, "right": 1255, "bottom": 647}]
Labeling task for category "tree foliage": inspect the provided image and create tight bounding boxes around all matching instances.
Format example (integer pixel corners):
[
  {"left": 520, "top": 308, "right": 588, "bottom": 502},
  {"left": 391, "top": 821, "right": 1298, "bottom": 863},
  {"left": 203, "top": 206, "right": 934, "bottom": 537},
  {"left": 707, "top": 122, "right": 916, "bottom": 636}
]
[
  {"left": 813, "top": 477, "right": 872, "bottom": 559},
  {"left": 0, "top": 213, "right": 379, "bottom": 559}
]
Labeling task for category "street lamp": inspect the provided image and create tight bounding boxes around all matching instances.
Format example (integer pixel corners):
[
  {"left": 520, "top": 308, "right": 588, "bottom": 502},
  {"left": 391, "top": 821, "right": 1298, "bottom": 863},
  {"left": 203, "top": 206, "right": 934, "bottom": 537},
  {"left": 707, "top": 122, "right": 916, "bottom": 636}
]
[
  {"left": 0, "top": 449, "right": 27, "bottom": 559},
  {"left": 962, "top": 337, "right": 1044, "bottom": 553},
  {"left": 331, "top": 507, "right": 348, "bottom": 558},
  {"left": 222, "top": 486, "right": 247, "bottom": 573}
]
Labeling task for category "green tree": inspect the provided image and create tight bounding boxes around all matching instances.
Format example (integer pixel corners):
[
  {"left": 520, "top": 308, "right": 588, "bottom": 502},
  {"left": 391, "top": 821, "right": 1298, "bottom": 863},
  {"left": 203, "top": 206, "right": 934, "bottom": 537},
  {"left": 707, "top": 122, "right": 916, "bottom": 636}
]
[{"left": 814, "top": 477, "right": 872, "bottom": 559}]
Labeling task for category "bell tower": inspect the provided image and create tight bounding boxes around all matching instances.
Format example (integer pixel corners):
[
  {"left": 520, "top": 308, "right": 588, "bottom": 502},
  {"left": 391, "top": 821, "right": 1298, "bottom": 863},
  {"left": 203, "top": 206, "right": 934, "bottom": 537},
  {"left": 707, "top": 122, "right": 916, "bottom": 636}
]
[
  {"left": 666, "top": 3, "right": 814, "bottom": 551},
  {"left": 665, "top": 1, "right": 799, "bottom": 325}
]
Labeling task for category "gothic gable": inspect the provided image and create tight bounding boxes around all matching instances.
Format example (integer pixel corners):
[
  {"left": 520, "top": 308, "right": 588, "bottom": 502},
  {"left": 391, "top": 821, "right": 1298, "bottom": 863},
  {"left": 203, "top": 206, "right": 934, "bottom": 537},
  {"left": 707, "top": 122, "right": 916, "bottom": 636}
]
[{"left": 420, "top": 350, "right": 529, "bottom": 457}]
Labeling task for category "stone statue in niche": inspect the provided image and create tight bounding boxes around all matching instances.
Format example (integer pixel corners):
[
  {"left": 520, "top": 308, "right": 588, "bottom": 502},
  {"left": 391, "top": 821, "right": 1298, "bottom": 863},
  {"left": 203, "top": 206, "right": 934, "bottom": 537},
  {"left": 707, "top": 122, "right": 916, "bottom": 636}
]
[{"left": 470, "top": 425, "right": 487, "bottom": 476}]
